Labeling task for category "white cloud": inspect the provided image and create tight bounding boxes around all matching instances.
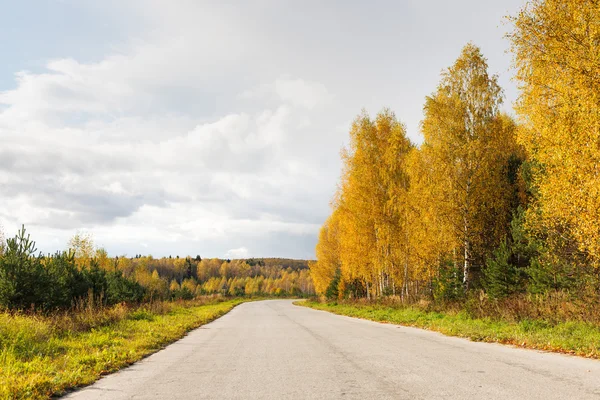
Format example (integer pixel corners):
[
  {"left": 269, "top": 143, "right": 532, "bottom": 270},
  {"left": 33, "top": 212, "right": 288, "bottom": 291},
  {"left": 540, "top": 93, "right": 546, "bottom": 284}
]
[
  {"left": 0, "top": 42, "right": 335, "bottom": 258},
  {"left": 239, "top": 76, "right": 333, "bottom": 110},
  {"left": 225, "top": 247, "right": 249, "bottom": 259},
  {"left": 274, "top": 77, "right": 333, "bottom": 109},
  {"left": 0, "top": 0, "right": 525, "bottom": 258}
]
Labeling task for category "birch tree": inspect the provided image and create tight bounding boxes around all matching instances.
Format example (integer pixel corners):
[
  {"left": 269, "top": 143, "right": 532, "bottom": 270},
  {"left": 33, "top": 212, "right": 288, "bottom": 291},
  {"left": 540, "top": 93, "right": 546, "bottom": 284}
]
[
  {"left": 310, "top": 211, "right": 342, "bottom": 295},
  {"left": 509, "top": 0, "right": 600, "bottom": 265},
  {"left": 421, "top": 43, "right": 511, "bottom": 289},
  {"left": 318, "top": 110, "right": 412, "bottom": 298}
]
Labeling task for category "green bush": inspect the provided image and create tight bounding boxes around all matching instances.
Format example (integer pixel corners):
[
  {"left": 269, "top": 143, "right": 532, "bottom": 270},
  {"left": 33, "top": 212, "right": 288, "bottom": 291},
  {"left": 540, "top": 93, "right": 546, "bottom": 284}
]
[
  {"left": 106, "top": 271, "right": 146, "bottom": 304},
  {"left": 432, "top": 261, "right": 463, "bottom": 301},
  {"left": 0, "top": 226, "right": 49, "bottom": 310},
  {"left": 0, "top": 226, "right": 146, "bottom": 311},
  {"left": 325, "top": 268, "right": 341, "bottom": 299},
  {"left": 171, "top": 287, "right": 194, "bottom": 300},
  {"left": 483, "top": 241, "right": 523, "bottom": 299}
]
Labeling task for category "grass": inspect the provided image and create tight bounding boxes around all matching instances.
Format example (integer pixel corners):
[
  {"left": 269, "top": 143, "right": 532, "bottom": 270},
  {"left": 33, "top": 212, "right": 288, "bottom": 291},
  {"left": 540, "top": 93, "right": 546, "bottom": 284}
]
[
  {"left": 296, "top": 300, "right": 600, "bottom": 359},
  {"left": 0, "top": 297, "right": 245, "bottom": 399}
]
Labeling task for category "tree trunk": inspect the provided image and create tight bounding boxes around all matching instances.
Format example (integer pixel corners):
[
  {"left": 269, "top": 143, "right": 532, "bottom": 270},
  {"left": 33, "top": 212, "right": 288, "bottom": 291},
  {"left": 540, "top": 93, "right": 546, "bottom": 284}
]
[{"left": 463, "top": 239, "right": 470, "bottom": 290}]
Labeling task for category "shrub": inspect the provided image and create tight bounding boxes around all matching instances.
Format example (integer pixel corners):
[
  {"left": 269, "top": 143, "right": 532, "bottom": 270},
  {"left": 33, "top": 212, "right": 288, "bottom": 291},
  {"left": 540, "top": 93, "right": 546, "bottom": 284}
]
[
  {"left": 0, "top": 226, "right": 49, "bottom": 310},
  {"left": 0, "top": 226, "right": 146, "bottom": 311},
  {"left": 483, "top": 241, "right": 523, "bottom": 299},
  {"left": 325, "top": 268, "right": 341, "bottom": 299}
]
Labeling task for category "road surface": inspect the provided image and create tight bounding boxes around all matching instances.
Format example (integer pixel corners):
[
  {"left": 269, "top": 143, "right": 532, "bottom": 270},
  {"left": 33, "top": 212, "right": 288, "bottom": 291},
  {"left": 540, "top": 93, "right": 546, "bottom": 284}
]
[{"left": 65, "top": 299, "right": 600, "bottom": 399}]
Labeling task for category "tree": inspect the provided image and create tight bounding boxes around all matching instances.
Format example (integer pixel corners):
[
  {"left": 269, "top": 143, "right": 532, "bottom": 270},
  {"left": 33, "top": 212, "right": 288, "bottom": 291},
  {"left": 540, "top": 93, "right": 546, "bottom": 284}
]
[
  {"left": 310, "top": 212, "right": 342, "bottom": 295},
  {"left": 106, "top": 271, "right": 146, "bottom": 304},
  {"left": 0, "top": 226, "right": 47, "bottom": 310},
  {"left": 169, "top": 279, "right": 180, "bottom": 292},
  {"left": 95, "top": 248, "right": 112, "bottom": 270},
  {"left": 0, "top": 223, "right": 6, "bottom": 257},
  {"left": 324, "top": 268, "right": 341, "bottom": 299},
  {"left": 483, "top": 241, "right": 521, "bottom": 299},
  {"left": 508, "top": 0, "right": 600, "bottom": 266},
  {"left": 405, "top": 147, "right": 455, "bottom": 296},
  {"left": 421, "top": 43, "right": 517, "bottom": 289},
  {"left": 336, "top": 110, "right": 413, "bottom": 298},
  {"left": 68, "top": 232, "right": 95, "bottom": 267},
  {"left": 376, "top": 111, "right": 414, "bottom": 297}
]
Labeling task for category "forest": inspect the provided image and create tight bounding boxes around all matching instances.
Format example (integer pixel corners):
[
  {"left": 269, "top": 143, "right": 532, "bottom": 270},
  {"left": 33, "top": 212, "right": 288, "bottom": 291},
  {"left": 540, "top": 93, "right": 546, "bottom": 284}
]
[
  {"left": 309, "top": 0, "right": 600, "bottom": 319},
  {"left": 0, "top": 227, "right": 313, "bottom": 312}
]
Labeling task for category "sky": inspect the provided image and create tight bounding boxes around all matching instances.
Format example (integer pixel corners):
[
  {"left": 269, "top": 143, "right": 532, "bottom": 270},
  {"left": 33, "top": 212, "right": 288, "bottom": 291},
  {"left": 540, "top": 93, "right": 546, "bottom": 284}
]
[{"left": 0, "top": 0, "right": 527, "bottom": 259}]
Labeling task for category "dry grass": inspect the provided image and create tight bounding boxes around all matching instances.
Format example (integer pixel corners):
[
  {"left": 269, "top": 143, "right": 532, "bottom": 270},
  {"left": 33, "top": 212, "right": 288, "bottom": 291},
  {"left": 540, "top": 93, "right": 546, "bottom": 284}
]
[
  {"left": 298, "top": 291, "right": 600, "bottom": 359},
  {"left": 0, "top": 296, "right": 244, "bottom": 399}
]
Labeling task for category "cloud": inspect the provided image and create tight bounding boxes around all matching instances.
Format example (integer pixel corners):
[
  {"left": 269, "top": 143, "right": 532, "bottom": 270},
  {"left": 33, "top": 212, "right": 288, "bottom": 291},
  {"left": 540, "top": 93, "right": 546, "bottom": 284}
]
[
  {"left": 0, "top": 30, "right": 337, "bottom": 258},
  {"left": 225, "top": 247, "right": 249, "bottom": 259},
  {"left": 240, "top": 76, "right": 333, "bottom": 110},
  {"left": 0, "top": 0, "right": 525, "bottom": 258},
  {"left": 274, "top": 77, "right": 333, "bottom": 109}
]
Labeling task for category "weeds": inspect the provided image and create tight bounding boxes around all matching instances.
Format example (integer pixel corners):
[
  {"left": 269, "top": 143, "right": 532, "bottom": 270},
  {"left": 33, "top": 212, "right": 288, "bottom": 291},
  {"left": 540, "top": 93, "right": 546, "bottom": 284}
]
[
  {"left": 0, "top": 296, "right": 242, "bottom": 399},
  {"left": 298, "top": 294, "right": 600, "bottom": 359}
]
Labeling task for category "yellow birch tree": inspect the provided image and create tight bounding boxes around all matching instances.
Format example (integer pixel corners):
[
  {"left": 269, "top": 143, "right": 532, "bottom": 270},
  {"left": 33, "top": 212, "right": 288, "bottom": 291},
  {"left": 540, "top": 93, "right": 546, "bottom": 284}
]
[
  {"left": 421, "top": 43, "right": 516, "bottom": 288},
  {"left": 508, "top": 0, "right": 600, "bottom": 265}
]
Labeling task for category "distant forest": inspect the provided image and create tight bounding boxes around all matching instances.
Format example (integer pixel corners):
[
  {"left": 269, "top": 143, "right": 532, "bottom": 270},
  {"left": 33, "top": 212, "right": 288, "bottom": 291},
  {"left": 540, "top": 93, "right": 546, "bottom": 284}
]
[{"left": 0, "top": 228, "right": 314, "bottom": 311}]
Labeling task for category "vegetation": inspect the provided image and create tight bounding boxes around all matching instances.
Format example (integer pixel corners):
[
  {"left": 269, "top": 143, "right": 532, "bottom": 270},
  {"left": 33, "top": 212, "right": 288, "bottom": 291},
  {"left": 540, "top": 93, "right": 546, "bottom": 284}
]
[
  {"left": 0, "top": 227, "right": 145, "bottom": 311},
  {"left": 309, "top": 0, "right": 600, "bottom": 333},
  {"left": 0, "top": 298, "right": 244, "bottom": 399},
  {"left": 1, "top": 0, "right": 599, "bottom": 395},
  {"left": 0, "top": 226, "right": 313, "bottom": 313},
  {"left": 508, "top": 0, "right": 600, "bottom": 265},
  {"left": 0, "top": 225, "right": 313, "bottom": 398},
  {"left": 298, "top": 300, "right": 600, "bottom": 358}
]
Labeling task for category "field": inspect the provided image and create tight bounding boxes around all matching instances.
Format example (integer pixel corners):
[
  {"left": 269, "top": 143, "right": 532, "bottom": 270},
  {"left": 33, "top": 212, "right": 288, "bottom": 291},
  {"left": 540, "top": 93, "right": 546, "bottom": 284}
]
[{"left": 0, "top": 298, "right": 244, "bottom": 399}]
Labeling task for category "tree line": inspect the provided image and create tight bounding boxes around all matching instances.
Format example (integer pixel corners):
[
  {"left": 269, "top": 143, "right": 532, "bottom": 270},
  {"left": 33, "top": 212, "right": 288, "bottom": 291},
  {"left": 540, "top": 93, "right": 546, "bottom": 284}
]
[
  {"left": 310, "top": 0, "right": 600, "bottom": 303},
  {"left": 0, "top": 227, "right": 314, "bottom": 311}
]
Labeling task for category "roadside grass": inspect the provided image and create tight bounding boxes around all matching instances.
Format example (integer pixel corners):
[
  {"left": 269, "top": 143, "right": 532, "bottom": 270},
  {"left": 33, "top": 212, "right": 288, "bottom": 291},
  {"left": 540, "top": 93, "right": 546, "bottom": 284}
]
[
  {"left": 0, "top": 298, "right": 245, "bottom": 399},
  {"left": 296, "top": 300, "right": 600, "bottom": 359}
]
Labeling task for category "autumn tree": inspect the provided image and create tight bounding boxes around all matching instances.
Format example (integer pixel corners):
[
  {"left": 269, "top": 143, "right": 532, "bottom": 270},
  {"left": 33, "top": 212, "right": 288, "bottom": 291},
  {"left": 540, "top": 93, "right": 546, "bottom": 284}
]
[
  {"left": 68, "top": 232, "right": 95, "bottom": 267},
  {"left": 95, "top": 248, "right": 113, "bottom": 271},
  {"left": 404, "top": 147, "right": 456, "bottom": 297},
  {"left": 317, "top": 110, "right": 413, "bottom": 298},
  {"left": 310, "top": 210, "right": 342, "bottom": 296},
  {"left": 508, "top": 0, "right": 600, "bottom": 266},
  {"left": 336, "top": 113, "right": 381, "bottom": 297},
  {"left": 421, "top": 43, "right": 519, "bottom": 289}
]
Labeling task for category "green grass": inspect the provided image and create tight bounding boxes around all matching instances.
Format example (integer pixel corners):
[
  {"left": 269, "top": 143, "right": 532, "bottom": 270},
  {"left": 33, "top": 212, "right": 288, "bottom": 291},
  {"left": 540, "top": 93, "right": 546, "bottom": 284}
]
[
  {"left": 0, "top": 298, "right": 245, "bottom": 399},
  {"left": 297, "top": 300, "right": 600, "bottom": 358}
]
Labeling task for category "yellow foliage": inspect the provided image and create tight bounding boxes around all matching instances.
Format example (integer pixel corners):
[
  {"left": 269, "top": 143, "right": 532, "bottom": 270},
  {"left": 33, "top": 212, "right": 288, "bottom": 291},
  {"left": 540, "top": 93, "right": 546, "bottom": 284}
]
[
  {"left": 315, "top": 44, "right": 524, "bottom": 298},
  {"left": 421, "top": 43, "right": 519, "bottom": 287},
  {"left": 68, "top": 232, "right": 95, "bottom": 267},
  {"left": 310, "top": 211, "right": 342, "bottom": 295},
  {"left": 320, "top": 110, "right": 413, "bottom": 297},
  {"left": 169, "top": 280, "right": 181, "bottom": 292},
  {"left": 509, "top": 0, "right": 600, "bottom": 264}
]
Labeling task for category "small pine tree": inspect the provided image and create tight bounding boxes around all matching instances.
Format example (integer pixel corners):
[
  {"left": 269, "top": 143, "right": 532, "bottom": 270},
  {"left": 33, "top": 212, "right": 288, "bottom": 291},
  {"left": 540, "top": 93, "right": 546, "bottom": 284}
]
[
  {"left": 0, "top": 226, "right": 47, "bottom": 310},
  {"left": 483, "top": 241, "right": 522, "bottom": 299},
  {"left": 526, "top": 256, "right": 577, "bottom": 294},
  {"left": 324, "top": 268, "right": 341, "bottom": 299},
  {"left": 432, "top": 261, "right": 463, "bottom": 302}
]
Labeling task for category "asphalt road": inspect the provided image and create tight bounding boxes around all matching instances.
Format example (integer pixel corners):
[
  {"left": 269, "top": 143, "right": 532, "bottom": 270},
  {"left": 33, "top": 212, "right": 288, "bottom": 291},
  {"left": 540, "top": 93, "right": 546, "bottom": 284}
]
[{"left": 65, "top": 299, "right": 600, "bottom": 399}]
